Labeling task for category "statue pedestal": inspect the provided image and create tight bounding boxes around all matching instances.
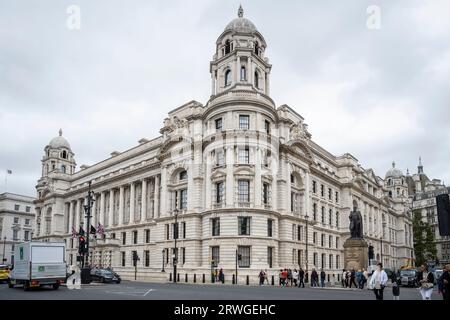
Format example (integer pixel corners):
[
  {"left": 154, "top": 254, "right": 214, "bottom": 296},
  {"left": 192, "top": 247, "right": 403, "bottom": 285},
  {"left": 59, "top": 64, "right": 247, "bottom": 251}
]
[{"left": 343, "top": 238, "right": 369, "bottom": 271}]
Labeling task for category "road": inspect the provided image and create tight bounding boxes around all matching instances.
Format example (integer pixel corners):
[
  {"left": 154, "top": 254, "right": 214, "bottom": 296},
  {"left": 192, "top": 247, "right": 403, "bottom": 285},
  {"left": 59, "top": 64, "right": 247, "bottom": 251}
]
[{"left": 0, "top": 281, "right": 442, "bottom": 300}]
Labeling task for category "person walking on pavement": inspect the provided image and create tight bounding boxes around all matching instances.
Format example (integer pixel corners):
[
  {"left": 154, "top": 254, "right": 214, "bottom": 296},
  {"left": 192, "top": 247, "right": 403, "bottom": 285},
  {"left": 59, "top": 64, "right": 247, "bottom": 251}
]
[
  {"left": 259, "top": 270, "right": 265, "bottom": 286},
  {"left": 362, "top": 268, "right": 368, "bottom": 289},
  {"left": 392, "top": 276, "right": 400, "bottom": 300},
  {"left": 320, "top": 269, "right": 326, "bottom": 288},
  {"left": 298, "top": 268, "right": 305, "bottom": 288},
  {"left": 311, "top": 268, "right": 318, "bottom": 287},
  {"left": 440, "top": 264, "right": 450, "bottom": 301},
  {"left": 369, "top": 263, "right": 388, "bottom": 300},
  {"left": 349, "top": 269, "right": 358, "bottom": 288},
  {"left": 341, "top": 269, "right": 346, "bottom": 288},
  {"left": 293, "top": 269, "right": 298, "bottom": 287},
  {"left": 418, "top": 264, "right": 435, "bottom": 300},
  {"left": 264, "top": 269, "right": 269, "bottom": 285}
]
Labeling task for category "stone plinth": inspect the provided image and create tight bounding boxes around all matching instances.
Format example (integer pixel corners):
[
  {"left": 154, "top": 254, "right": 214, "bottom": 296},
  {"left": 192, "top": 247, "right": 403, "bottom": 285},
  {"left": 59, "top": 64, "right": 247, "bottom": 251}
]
[{"left": 343, "top": 238, "right": 369, "bottom": 271}]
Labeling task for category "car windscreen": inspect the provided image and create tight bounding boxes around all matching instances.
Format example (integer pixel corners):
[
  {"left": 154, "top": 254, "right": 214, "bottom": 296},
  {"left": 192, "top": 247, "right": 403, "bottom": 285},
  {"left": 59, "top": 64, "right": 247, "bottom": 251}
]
[
  {"left": 101, "top": 271, "right": 114, "bottom": 276},
  {"left": 400, "top": 270, "right": 416, "bottom": 276}
]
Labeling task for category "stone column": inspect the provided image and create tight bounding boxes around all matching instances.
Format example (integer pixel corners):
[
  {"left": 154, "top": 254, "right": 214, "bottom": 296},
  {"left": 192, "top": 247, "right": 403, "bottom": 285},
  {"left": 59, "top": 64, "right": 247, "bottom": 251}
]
[
  {"left": 254, "top": 148, "right": 262, "bottom": 208},
  {"left": 141, "top": 179, "right": 147, "bottom": 222},
  {"left": 160, "top": 168, "right": 167, "bottom": 217},
  {"left": 108, "top": 189, "right": 114, "bottom": 226},
  {"left": 226, "top": 146, "right": 234, "bottom": 207},
  {"left": 75, "top": 199, "right": 81, "bottom": 232},
  {"left": 154, "top": 175, "right": 160, "bottom": 218},
  {"left": 99, "top": 192, "right": 105, "bottom": 226},
  {"left": 129, "top": 181, "right": 135, "bottom": 224},
  {"left": 118, "top": 186, "right": 124, "bottom": 225},
  {"left": 68, "top": 201, "right": 74, "bottom": 233},
  {"left": 286, "top": 158, "right": 291, "bottom": 213}
]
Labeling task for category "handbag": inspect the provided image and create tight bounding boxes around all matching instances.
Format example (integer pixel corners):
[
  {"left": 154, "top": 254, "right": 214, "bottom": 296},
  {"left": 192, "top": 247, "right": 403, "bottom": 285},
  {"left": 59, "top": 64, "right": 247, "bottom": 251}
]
[{"left": 422, "top": 282, "right": 434, "bottom": 289}]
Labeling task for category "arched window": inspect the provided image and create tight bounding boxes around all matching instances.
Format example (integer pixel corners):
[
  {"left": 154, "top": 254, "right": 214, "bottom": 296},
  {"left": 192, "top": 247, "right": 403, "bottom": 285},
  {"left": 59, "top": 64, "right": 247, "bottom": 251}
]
[
  {"left": 254, "top": 70, "right": 259, "bottom": 88},
  {"left": 240, "top": 66, "right": 246, "bottom": 81},
  {"left": 225, "top": 40, "right": 231, "bottom": 55},
  {"left": 61, "top": 165, "right": 66, "bottom": 174},
  {"left": 61, "top": 150, "right": 67, "bottom": 159},
  {"left": 254, "top": 41, "right": 259, "bottom": 55},
  {"left": 225, "top": 69, "right": 232, "bottom": 87}
]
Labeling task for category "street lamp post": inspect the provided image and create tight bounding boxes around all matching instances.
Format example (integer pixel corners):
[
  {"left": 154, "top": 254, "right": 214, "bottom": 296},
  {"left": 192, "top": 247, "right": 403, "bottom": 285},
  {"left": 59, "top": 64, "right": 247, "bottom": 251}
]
[
  {"left": 2, "top": 236, "right": 6, "bottom": 263},
  {"left": 83, "top": 181, "right": 95, "bottom": 268},
  {"left": 381, "top": 222, "right": 386, "bottom": 267},
  {"left": 305, "top": 215, "right": 309, "bottom": 277},
  {"left": 173, "top": 208, "right": 179, "bottom": 283}
]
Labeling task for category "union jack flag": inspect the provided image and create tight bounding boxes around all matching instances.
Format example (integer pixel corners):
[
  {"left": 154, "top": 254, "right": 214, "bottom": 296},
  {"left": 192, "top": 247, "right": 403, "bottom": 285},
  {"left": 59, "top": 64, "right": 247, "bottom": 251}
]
[
  {"left": 97, "top": 223, "right": 105, "bottom": 236},
  {"left": 71, "top": 227, "right": 78, "bottom": 239}
]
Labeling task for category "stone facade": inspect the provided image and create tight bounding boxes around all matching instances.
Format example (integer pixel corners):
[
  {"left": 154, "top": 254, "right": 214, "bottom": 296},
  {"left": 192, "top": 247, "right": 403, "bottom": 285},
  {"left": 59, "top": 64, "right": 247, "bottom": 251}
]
[
  {"left": 33, "top": 7, "right": 414, "bottom": 282},
  {"left": 0, "top": 193, "right": 36, "bottom": 264}
]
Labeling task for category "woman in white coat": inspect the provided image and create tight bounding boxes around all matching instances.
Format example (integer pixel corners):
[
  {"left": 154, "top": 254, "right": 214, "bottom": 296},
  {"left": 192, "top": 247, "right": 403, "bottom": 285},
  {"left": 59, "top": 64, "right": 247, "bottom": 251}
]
[{"left": 369, "top": 263, "right": 388, "bottom": 300}]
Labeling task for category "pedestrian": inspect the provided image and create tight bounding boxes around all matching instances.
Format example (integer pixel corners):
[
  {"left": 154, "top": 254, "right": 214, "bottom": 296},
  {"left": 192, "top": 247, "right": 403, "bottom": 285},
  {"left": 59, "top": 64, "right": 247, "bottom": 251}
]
[
  {"left": 282, "top": 269, "right": 288, "bottom": 287},
  {"left": 369, "top": 263, "right": 388, "bottom": 300},
  {"left": 264, "top": 269, "right": 269, "bottom": 285},
  {"left": 311, "top": 268, "right": 318, "bottom": 287},
  {"left": 417, "top": 264, "right": 435, "bottom": 300},
  {"left": 349, "top": 269, "right": 357, "bottom": 288},
  {"left": 362, "top": 268, "right": 368, "bottom": 289},
  {"left": 341, "top": 269, "right": 346, "bottom": 288},
  {"left": 320, "top": 269, "right": 326, "bottom": 288},
  {"left": 287, "top": 269, "right": 293, "bottom": 287},
  {"left": 279, "top": 269, "right": 283, "bottom": 286},
  {"left": 440, "top": 264, "right": 450, "bottom": 301},
  {"left": 298, "top": 268, "right": 305, "bottom": 288},
  {"left": 345, "top": 270, "right": 350, "bottom": 288},
  {"left": 293, "top": 269, "right": 298, "bottom": 287},
  {"left": 259, "top": 270, "right": 265, "bottom": 286},
  {"left": 219, "top": 268, "right": 224, "bottom": 284},
  {"left": 305, "top": 271, "right": 309, "bottom": 284},
  {"left": 392, "top": 276, "right": 400, "bottom": 300}
]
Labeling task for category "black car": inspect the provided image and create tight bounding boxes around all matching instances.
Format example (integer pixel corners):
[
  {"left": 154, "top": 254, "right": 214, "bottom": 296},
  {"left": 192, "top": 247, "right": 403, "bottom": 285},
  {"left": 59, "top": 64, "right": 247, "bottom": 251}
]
[
  {"left": 399, "top": 269, "right": 418, "bottom": 287},
  {"left": 90, "top": 269, "right": 121, "bottom": 284}
]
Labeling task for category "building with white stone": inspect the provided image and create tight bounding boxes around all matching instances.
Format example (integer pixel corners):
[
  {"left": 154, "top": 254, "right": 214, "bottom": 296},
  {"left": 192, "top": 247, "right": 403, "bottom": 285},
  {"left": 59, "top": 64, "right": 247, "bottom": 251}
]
[
  {"left": 34, "top": 7, "right": 414, "bottom": 283},
  {"left": 0, "top": 193, "right": 36, "bottom": 265}
]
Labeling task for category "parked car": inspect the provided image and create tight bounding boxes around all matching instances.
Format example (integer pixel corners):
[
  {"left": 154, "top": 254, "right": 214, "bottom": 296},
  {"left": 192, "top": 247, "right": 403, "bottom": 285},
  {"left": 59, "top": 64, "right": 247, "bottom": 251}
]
[
  {"left": 0, "top": 265, "right": 10, "bottom": 283},
  {"left": 399, "top": 269, "right": 419, "bottom": 287},
  {"left": 90, "top": 269, "right": 121, "bottom": 284}
]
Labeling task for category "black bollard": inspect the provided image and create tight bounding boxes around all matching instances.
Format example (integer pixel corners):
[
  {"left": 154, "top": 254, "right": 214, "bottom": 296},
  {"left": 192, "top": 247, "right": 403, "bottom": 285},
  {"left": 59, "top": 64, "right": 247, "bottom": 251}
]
[
  {"left": 194, "top": 274, "right": 197, "bottom": 283},
  {"left": 246, "top": 275, "right": 249, "bottom": 285},
  {"left": 232, "top": 274, "right": 235, "bottom": 284},
  {"left": 169, "top": 273, "right": 172, "bottom": 282},
  {"left": 202, "top": 274, "right": 205, "bottom": 283},
  {"left": 271, "top": 275, "right": 274, "bottom": 286}
]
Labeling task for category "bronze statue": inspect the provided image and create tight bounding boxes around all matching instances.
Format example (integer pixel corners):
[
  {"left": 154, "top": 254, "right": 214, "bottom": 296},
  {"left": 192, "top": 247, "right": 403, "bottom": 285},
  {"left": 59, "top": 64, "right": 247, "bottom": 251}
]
[{"left": 349, "top": 207, "right": 363, "bottom": 239}]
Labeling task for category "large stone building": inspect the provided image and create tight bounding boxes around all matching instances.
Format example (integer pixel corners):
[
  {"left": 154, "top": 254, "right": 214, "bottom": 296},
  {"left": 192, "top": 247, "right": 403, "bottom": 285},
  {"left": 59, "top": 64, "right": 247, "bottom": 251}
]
[
  {"left": 34, "top": 7, "right": 414, "bottom": 282},
  {"left": 407, "top": 159, "right": 450, "bottom": 265},
  {"left": 0, "top": 193, "right": 35, "bottom": 265}
]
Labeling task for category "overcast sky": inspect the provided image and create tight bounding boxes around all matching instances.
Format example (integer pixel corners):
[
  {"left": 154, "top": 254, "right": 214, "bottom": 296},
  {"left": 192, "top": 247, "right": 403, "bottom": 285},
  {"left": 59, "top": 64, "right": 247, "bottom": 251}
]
[{"left": 1, "top": 0, "right": 449, "bottom": 197}]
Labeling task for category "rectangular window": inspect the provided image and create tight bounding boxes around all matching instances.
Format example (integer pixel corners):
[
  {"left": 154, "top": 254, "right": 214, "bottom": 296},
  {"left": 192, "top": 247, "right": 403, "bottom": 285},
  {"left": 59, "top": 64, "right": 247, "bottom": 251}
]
[
  {"left": 239, "top": 115, "right": 250, "bottom": 130},
  {"left": 267, "top": 219, "right": 273, "bottom": 237},
  {"left": 24, "top": 231, "right": 29, "bottom": 241},
  {"left": 145, "top": 229, "right": 150, "bottom": 243},
  {"left": 166, "top": 224, "right": 170, "bottom": 240},
  {"left": 321, "top": 207, "right": 325, "bottom": 223},
  {"left": 313, "top": 253, "right": 318, "bottom": 266},
  {"left": 212, "top": 218, "right": 220, "bottom": 237},
  {"left": 264, "top": 120, "right": 270, "bottom": 134},
  {"left": 267, "top": 247, "right": 273, "bottom": 268},
  {"left": 133, "top": 231, "right": 138, "bottom": 244},
  {"left": 336, "top": 255, "right": 340, "bottom": 269},
  {"left": 173, "top": 223, "right": 179, "bottom": 240},
  {"left": 298, "top": 250, "right": 303, "bottom": 267},
  {"left": 216, "top": 150, "right": 225, "bottom": 166},
  {"left": 165, "top": 248, "right": 169, "bottom": 264},
  {"left": 297, "top": 225, "right": 302, "bottom": 241},
  {"left": 211, "top": 246, "right": 220, "bottom": 267},
  {"left": 329, "top": 209, "right": 332, "bottom": 226},
  {"left": 238, "top": 147, "right": 249, "bottom": 164},
  {"left": 328, "top": 188, "right": 332, "bottom": 200},
  {"left": 335, "top": 191, "right": 339, "bottom": 203},
  {"left": 336, "top": 212, "right": 339, "bottom": 228},
  {"left": 144, "top": 250, "right": 150, "bottom": 267},
  {"left": 14, "top": 204, "right": 20, "bottom": 211},
  {"left": 313, "top": 203, "right": 317, "bottom": 221},
  {"left": 180, "top": 189, "right": 187, "bottom": 210},
  {"left": 321, "top": 185, "right": 324, "bottom": 197},
  {"left": 329, "top": 235, "right": 332, "bottom": 248},
  {"left": 111, "top": 233, "right": 116, "bottom": 239},
  {"left": 182, "top": 222, "right": 186, "bottom": 239},
  {"left": 329, "top": 255, "right": 333, "bottom": 269},
  {"left": 215, "top": 118, "right": 223, "bottom": 132},
  {"left": 25, "top": 219, "right": 30, "bottom": 225},
  {"left": 291, "top": 192, "right": 295, "bottom": 212},
  {"left": 312, "top": 181, "right": 317, "bottom": 194},
  {"left": 263, "top": 183, "right": 269, "bottom": 205},
  {"left": 13, "top": 217, "right": 19, "bottom": 224},
  {"left": 238, "top": 217, "right": 251, "bottom": 236},
  {"left": 313, "top": 232, "right": 317, "bottom": 244},
  {"left": 216, "top": 182, "right": 224, "bottom": 204},
  {"left": 121, "top": 252, "right": 126, "bottom": 267},
  {"left": 237, "top": 246, "right": 251, "bottom": 268},
  {"left": 122, "top": 232, "right": 126, "bottom": 245},
  {"left": 238, "top": 180, "right": 250, "bottom": 203},
  {"left": 336, "top": 237, "right": 339, "bottom": 249},
  {"left": 25, "top": 206, "right": 31, "bottom": 213},
  {"left": 321, "top": 234, "right": 325, "bottom": 247},
  {"left": 182, "top": 247, "right": 186, "bottom": 264},
  {"left": 321, "top": 254, "right": 326, "bottom": 269},
  {"left": 292, "top": 224, "right": 296, "bottom": 240}
]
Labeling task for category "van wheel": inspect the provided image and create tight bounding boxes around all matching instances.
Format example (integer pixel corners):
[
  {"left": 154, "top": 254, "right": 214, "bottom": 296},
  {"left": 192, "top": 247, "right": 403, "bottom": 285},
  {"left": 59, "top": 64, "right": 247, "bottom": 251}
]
[
  {"left": 53, "top": 283, "right": 60, "bottom": 290},
  {"left": 24, "top": 281, "right": 30, "bottom": 291}
]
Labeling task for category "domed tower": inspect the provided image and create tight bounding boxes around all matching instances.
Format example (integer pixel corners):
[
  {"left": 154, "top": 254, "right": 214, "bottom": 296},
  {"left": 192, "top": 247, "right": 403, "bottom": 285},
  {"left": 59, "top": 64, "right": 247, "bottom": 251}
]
[
  {"left": 385, "top": 161, "right": 408, "bottom": 199},
  {"left": 210, "top": 5, "right": 272, "bottom": 96},
  {"left": 41, "top": 129, "right": 76, "bottom": 177}
]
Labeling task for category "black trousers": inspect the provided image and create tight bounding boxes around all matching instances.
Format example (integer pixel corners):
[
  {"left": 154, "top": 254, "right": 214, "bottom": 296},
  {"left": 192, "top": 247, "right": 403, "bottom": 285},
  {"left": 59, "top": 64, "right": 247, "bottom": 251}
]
[
  {"left": 349, "top": 278, "right": 357, "bottom": 288},
  {"left": 374, "top": 288, "right": 385, "bottom": 300},
  {"left": 298, "top": 278, "right": 305, "bottom": 288}
]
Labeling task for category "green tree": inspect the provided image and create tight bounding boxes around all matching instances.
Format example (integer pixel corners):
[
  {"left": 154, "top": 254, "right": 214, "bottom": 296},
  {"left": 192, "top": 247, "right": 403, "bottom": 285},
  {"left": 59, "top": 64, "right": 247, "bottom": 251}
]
[{"left": 412, "top": 210, "right": 437, "bottom": 267}]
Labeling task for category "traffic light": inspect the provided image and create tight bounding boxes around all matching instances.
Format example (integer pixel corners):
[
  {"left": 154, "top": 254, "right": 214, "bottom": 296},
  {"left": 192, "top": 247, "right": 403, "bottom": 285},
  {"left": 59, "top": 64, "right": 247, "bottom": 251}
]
[
  {"left": 78, "top": 236, "right": 86, "bottom": 255},
  {"left": 368, "top": 245, "right": 374, "bottom": 260},
  {"left": 132, "top": 251, "right": 140, "bottom": 266}
]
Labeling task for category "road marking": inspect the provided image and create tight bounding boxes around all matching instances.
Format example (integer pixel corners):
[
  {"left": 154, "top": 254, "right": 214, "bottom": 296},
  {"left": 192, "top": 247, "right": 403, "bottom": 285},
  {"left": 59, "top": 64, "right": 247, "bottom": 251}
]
[{"left": 143, "top": 289, "right": 153, "bottom": 296}]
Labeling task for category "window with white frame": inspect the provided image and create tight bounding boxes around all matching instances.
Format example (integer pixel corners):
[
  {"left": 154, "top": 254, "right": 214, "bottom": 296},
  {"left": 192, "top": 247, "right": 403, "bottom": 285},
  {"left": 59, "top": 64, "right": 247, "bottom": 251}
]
[
  {"left": 239, "top": 115, "right": 250, "bottom": 130},
  {"left": 238, "top": 180, "right": 250, "bottom": 203},
  {"left": 216, "top": 182, "right": 224, "bottom": 204},
  {"left": 238, "top": 147, "right": 249, "bottom": 164},
  {"left": 237, "top": 246, "right": 251, "bottom": 267}
]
